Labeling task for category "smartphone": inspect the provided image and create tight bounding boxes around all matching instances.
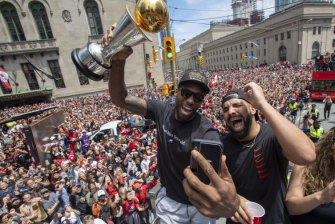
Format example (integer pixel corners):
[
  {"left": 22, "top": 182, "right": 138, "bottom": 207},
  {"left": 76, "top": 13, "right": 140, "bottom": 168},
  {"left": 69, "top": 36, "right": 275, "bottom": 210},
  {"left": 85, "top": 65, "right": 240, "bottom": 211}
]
[{"left": 190, "top": 139, "right": 223, "bottom": 184}]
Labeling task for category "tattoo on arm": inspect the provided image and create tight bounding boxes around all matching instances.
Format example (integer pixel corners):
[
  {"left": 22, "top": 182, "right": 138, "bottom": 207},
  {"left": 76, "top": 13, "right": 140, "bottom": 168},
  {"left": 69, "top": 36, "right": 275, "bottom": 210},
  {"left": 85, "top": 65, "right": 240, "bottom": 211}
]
[{"left": 124, "top": 95, "right": 147, "bottom": 116}]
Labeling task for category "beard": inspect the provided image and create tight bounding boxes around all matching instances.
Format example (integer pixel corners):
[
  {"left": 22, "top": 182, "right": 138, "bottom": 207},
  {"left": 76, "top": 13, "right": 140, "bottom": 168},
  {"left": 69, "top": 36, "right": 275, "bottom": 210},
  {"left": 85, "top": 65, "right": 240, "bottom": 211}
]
[{"left": 227, "top": 113, "right": 253, "bottom": 140}]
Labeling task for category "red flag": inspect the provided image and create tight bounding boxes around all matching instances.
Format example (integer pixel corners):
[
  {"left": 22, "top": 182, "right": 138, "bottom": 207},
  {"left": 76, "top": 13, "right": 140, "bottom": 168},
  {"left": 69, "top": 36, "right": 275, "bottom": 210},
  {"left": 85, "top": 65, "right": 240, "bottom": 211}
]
[
  {"left": 210, "top": 75, "right": 218, "bottom": 88},
  {"left": 0, "top": 68, "right": 12, "bottom": 90}
]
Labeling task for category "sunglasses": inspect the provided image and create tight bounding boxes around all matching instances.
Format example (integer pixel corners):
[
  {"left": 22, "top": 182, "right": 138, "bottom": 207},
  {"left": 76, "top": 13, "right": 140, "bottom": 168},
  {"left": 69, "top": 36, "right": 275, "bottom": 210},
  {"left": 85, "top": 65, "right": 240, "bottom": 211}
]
[{"left": 180, "top": 88, "right": 205, "bottom": 103}]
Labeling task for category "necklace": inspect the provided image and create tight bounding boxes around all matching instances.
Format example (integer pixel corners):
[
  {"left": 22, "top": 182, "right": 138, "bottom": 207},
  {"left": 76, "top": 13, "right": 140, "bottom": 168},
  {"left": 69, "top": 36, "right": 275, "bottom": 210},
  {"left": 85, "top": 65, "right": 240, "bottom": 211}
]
[{"left": 240, "top": 133, "right": 258, "bottom": 149}]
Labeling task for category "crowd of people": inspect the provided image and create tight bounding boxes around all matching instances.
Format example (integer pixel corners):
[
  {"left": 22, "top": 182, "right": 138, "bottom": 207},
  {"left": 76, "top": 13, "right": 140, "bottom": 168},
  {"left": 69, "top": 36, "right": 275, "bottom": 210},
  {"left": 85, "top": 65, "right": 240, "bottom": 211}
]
[{"left": 0, "top": 61, "right": 333, "bottom": 224}]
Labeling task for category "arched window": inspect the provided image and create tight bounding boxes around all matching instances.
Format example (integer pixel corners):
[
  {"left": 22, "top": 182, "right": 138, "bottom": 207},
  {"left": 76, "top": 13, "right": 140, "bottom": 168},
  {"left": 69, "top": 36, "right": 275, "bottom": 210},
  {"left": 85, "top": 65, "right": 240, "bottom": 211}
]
[
  {"left": 84, "top": 0, "right": 103, "bottom": 35},
  {"left": 278, "top": 45, "right": 287, "bottom": 62},
  {"left": 0, "top": 3, "right": 26, "bottom": 41},
  {"left": 29, "top": 2, "right": 53, "bottom": 39},
  {"left": 311, "top": 41, "right": 320, "bottom": 59}
]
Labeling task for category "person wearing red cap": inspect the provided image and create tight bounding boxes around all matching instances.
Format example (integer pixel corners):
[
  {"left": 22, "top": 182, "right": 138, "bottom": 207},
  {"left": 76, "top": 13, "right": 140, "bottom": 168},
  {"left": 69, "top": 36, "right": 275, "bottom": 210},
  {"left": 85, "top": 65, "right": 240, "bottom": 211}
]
[{"left": 103, "top": 27, "right": 239, "bottom": 223}]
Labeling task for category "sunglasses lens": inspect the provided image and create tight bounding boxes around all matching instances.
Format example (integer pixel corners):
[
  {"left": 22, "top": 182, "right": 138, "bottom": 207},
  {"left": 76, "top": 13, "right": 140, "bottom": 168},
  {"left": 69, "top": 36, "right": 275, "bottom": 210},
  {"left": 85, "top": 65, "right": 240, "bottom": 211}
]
[
  {"left": 181, "top": 88, "right": 204, "bottom": 103},
  {"left": 181, "top": 89, "right": 192, "bottom": 99},
  {"left": 195, "top": 94, "right": 204, "bottom": 102}
]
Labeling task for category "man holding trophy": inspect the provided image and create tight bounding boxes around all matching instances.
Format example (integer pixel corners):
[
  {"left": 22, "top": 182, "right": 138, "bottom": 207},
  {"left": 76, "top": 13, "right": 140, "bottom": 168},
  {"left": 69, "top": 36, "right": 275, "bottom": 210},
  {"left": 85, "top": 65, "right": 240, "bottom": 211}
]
[{"left": 72, "top": 0, "right": 239, "bottom": 223}]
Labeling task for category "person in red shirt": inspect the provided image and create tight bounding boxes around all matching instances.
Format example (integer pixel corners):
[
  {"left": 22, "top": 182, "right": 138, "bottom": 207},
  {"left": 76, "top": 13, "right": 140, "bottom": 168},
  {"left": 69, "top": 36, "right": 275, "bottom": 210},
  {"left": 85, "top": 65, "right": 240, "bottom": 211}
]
[
  {"left": 121, "top": 191, "right": 141, "bottom": 224},
  {"left": 68, "top": 129, "right": 79, "bottom": 150}
]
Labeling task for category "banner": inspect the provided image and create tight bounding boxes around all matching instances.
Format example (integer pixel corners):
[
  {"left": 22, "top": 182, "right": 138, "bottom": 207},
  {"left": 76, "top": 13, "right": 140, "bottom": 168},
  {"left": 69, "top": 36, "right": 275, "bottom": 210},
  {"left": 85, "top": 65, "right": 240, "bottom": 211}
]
[{"left": 0, "top": 68, "right": 12, "bottom": 90}]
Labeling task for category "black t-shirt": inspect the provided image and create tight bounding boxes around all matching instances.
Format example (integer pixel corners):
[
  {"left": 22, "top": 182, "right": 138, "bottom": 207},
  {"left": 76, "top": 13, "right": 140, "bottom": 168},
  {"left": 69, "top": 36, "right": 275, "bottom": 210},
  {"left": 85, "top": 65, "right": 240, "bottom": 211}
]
[
  {"left": 290, "top": 202, "right": 335, "bottom": 224},
  {"left": 222, "top": 124, "right": 290, "bottom": 224},
  {"left": 146, "top": 99, "right": 220, "bottom": 204}
]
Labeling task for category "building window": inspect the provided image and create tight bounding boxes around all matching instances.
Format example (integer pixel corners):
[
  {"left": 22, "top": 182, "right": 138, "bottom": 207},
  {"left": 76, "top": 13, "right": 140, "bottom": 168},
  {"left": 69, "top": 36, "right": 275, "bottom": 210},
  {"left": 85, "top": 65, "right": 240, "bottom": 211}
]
[
  {"left": 85, "top": 0, "right": 103, "bottom": 35},
  {"left": 287, "top": 31, "right": 291, "bottom": 39},
  {"left": 312, "top": 41, "right": 320, "bottom": 58},
  {"left": 0, "top": 3, "right": 26, "bottom": 41},
  {"left": 333, "top": 39, "right": 335, "bottom": 48},
  {"left": 264, "top": 38, "right": 266, "bottom": 44},
  {"left": 227, "top": 48, "right": 229, "bottom": 53},
  {"left": 250, "top": 42, "right": 254, "bottom": 47},
  {"left": 275, "top": 34, "right": 278, "bottom": 41},
  {"left": 245, "top": 43, "right": 248, "bottom": 48},
  {"left": 223, "top": 49, "right": 225, "bottom": 53},
  {"left": 235, "top": 46, "right": 237, "bottom": 51},
  {"left": 333, "top": 26, "right": 335, "bottom": 34},
  {"left": 278, "top": 45, "right": 287, "bottom": 62},
  {"left": 48, "top": 60, "right": 65, "bottom": 88},
  {"left": 313, "top": 27, "right": 316, "bottom": 35},
  {"left": 280, "top": 33, "right": 284, "bottom": 40},
  {"left": 251, "top": 51, "right": 254, "bottom": 56},
  {"left": 29, "top": 2, "right": 53, "bottom": 39},
  {"left": 21, "top": 63, "right": 40, "bottom": 90},
  {"left": 230, "top": 47, "right": 233, "bottom": 51},
  {"left": 240, "top": 44, "right": 242, "bottom": 50},
  {"left": 318, "top": 26, "right": 321, "bottom": 35},
  {"left": 264, "top": 48, "right": 266, "bottom": 56},
  {"left": 76, "top": 68, "right": 90, "bottom": 85}
]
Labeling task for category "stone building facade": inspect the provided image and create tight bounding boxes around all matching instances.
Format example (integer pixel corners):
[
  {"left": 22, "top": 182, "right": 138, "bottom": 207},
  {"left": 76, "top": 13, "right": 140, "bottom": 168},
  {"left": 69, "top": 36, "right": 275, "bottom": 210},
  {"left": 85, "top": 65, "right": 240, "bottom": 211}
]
[
  {"left": 177, "top": 2, "right": 335, "bottom": 71},
  {"left": 0, "top": 0, "right": 164, "bottom": 98}
]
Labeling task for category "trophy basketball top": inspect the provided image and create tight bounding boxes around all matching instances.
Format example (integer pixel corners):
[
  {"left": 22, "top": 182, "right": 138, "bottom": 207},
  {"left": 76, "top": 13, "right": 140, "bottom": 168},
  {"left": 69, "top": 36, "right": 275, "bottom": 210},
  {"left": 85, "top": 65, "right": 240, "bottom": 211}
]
[{"left": 135, "top": 0, "right": 169, "bottom": 33}]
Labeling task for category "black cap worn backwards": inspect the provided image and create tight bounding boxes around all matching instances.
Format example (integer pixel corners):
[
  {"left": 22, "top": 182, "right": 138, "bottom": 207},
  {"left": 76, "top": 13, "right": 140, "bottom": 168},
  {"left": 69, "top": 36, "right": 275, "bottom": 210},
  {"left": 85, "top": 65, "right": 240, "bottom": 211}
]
[
  {"left": 178, "top": 71, "right": 210, "bottom": 94},
  {"left": 222, "top": 89, "right": 250, "bottom": 106}
]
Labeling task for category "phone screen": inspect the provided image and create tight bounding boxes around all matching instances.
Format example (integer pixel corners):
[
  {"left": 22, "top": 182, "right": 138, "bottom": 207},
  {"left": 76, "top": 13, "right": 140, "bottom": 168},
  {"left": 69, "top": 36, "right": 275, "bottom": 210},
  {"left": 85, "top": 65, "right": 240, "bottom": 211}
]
[{"left": 190, "top": 139, "right": 223, "bottom": 184}]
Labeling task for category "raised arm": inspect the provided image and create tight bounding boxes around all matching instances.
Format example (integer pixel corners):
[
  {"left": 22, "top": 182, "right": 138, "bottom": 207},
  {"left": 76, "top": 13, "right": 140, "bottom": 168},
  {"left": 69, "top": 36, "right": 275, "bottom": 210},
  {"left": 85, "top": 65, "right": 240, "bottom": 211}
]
[
  {"left": 103, "top": 26, "right": 148, "bottom": 116},
  {"left": 285, "top": 165, "right": 335, "bottom": 215},
  {"left": 244, "top": 82, "right": 315, "bottom": 165}
]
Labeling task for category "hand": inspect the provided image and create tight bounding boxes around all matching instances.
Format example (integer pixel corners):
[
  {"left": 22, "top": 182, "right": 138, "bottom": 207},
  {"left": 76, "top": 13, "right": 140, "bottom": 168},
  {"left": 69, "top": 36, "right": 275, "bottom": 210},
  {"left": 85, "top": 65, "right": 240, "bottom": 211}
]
[
  {"left": 319, "top": 180, "right": 335, "bottom": 204},
  {"left": 102, "top": 24, "right": 133, "bottom": 61},
  {"left": 183, "top": 150, "right": 240, "bottom": 218},
  {"left": 230, "top": 196, "right": 253, "bottom": 224},
  {"left": 243, "top": 82, "right": 267, "bottom": 110}
]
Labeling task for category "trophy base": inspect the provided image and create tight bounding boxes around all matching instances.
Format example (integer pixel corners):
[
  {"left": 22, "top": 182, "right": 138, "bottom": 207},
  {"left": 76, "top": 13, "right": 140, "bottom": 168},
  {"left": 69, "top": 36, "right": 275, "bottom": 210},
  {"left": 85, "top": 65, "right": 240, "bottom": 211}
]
[{"left": 71, "top": 48, "right": 106, "bottom": 81}]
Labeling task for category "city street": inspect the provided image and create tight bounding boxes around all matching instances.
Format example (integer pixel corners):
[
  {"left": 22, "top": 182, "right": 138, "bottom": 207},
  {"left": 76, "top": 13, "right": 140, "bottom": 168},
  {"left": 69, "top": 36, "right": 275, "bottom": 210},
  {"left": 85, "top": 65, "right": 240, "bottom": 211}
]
[{"left": 294, "top": 101, "right": 334, "bottom": 132}]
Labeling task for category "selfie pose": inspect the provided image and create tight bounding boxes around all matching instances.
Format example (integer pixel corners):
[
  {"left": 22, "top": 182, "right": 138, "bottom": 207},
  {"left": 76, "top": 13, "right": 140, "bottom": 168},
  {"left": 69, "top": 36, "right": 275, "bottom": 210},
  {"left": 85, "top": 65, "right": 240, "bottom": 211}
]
[
  {"left": 103, "top": 25, "right": 239, "bottom": 223},
  {"left": 184, "top": 83, "right": 315, "bottom": 224}
]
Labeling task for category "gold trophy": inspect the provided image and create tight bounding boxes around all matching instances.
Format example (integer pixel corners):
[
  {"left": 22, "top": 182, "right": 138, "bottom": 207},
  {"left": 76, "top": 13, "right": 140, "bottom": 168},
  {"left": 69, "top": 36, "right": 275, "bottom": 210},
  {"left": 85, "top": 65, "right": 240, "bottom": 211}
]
[{"left": 71, "top": 0, "right": 169, "bottom": 81}]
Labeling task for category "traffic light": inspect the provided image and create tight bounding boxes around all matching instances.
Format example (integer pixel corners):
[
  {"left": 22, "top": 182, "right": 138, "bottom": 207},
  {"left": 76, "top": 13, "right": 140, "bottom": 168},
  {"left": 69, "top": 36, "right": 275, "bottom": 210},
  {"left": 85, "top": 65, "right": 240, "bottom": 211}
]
[
  {"left": 152, "top": 48, "right": 159, "bottom": 63},
  {"left": 147, "top": 60, "right": 152, "bottom": 68},
  {"left": 199, "top": 56, "right": 204, "bottom": 66},
  {"left": 163, "top": 37, "right": 176, "bottom": 61},
  {"left": 241, "top": 54, "right": 246, "bottom": 61}
]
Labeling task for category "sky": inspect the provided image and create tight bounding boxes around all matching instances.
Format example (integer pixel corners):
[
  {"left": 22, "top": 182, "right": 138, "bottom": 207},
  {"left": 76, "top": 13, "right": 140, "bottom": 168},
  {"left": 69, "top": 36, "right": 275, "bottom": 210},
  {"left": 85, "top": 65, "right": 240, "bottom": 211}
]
[{"left": 166, "top": 0, "right": 275, "bottom": 49}]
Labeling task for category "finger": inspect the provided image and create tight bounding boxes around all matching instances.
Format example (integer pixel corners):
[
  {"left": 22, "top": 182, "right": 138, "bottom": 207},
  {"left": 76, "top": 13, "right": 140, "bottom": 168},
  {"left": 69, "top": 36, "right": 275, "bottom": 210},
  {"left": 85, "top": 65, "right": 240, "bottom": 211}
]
[
  {"left": 111, "top": 23, "right": 117, "bottom": 30},
  {"left": 238, "top": 206, "right": 253, "bottom": 224},
  {"left": 219, "top": 155, "right": 232, "bottom": 180},
  {"left": 191, "top": 150, "right": 222, "bottom": 185},
  {"left": 240, "top": 201, "right": 254, "bottom": 223},
  {"left": 233, "top": 210, "right": 245, "bottom": 224},
  {"left": 182, "top": 173, "right": 210, "bottom": 208}
]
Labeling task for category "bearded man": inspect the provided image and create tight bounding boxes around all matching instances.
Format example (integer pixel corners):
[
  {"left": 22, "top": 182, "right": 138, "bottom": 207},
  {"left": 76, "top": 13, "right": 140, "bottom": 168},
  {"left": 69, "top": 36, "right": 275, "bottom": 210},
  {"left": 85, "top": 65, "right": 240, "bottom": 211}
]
[
  {"left": 183, "top": 82, "right": 316, "bottom": 224},
  {"left": 220, "top": 83, "right": 315, "bottom": 224}
]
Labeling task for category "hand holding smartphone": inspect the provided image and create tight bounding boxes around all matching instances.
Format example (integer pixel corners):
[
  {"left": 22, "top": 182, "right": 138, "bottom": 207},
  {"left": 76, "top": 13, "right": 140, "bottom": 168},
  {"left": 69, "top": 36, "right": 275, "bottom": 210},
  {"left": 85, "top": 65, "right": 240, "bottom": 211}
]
[{"left": 190, "top": 139, "right": 223, "bottom": 185}]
